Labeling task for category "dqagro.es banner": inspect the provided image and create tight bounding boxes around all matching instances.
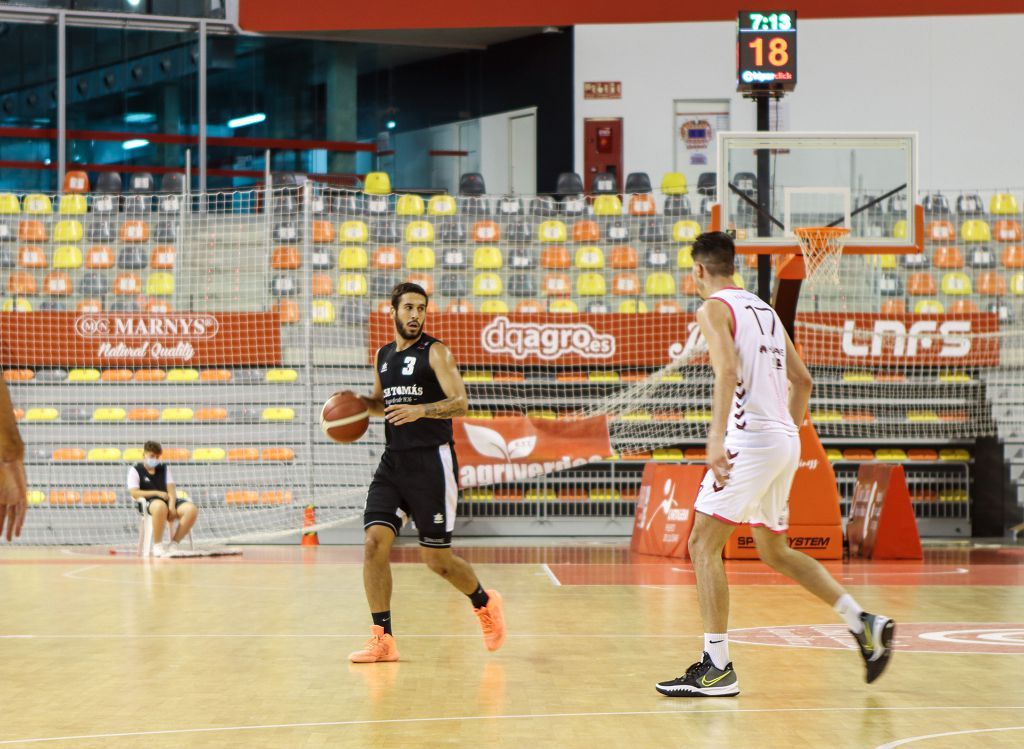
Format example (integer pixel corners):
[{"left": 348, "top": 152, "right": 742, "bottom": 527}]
[
  {"left": 369, "top": 313, "right": 1000, "bottom": 367},
  {"left": 0, "top": 312, "right": 282, "bottom": 366}
]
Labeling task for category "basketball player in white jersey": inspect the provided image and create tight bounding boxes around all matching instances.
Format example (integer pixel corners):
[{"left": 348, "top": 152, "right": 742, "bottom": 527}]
[{"left": 656, "top": 232, "right": 894, "bottom": 697}]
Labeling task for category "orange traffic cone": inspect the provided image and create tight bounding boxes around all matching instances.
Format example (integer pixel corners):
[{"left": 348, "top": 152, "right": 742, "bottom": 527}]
[{"left": 302, "top": 504, "right": 319, "bottom": 546}]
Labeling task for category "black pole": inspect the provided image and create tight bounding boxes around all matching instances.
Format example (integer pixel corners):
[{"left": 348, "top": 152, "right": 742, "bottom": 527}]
[{"left": 756, "top": 94, "right": 771, "bottom": 303}]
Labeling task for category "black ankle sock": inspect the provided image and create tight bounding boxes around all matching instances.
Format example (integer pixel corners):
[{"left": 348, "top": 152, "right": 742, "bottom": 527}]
[
  {"left": 372, "top": 610, "right": 392, "bottom": 635},
  {"left": 468, "top": 584, "right": 490, "bottom": 609}
]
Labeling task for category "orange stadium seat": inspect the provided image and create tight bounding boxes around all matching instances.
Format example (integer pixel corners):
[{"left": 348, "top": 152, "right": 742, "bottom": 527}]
[
  {"left": 926, "top": 220, "right": 955, "bottom": 242},
  {"left": 226, "top": 490, "right": 259, "bottom": 505},
  {"left": 134, "top": 369, "right": 166, "bottom": 382},
  {"left": 445, "top": 299, "right": 474, "bottom": 313},
  {"left": 609, "top": 245, "right": 638, "bottom": 269},
  {"left": 85, "top": 246, "right": 115, "bottom": 269},
  {"left": 948, "top": 299, "right": 979, "bottom": 314},
  {"left": 406, "top": 273, "right": 434, "bottom": 296},
  {"left": 1002, "top": 245, "right": 1024, "bottom": 268},
  {"left": 43, "top": 272, "right": 71, "bottom": 296},
  {"left": 227, "top": 448, "right": 260, "bottom": 462},
  {"left": 196, "top": 407, "right": 229, "bottom": 421},
  {"left": 542, "top": 273, "right": 571, "bottom": 296},
  {"left": 271, "top": 246, "right": 300, "bottom": 270},
  {"left": 49, "top": 490, "right": 81, "bottom": 505},
  {"left": 276, "top": 299, "right": 300, "bottom": 324},
  {"left": 976, "top": 271, "right": 1007, "bottom": 296},
  {"left": 540, "top": 246, "right": 570, "bottom": 269},
  {"left": 311, "top": 220, "right": 335, "bottom": 243},
  {"left": 82, "top": 490, "right": 117, "bottom": 506},
  {"left": 907, "top": 272, "right": 937, "bottom": 296},
  {"left": 7, "top": 272, "right": 36, "bottom": 295},
  {"left": 260, "top": 490, "right": 293, "bottom": 505},
  {"left": 63, "top": 170, "right": 90, "bottom": 193},
  {"left": 515, "top": 300, "right": 544, "bottom": 314},
  {"left": 311, "top": 273, "right": 334, "bottom": 297},
  {"left": 128, "top": 408, "right": 160, "bottom": 421},
  {"left": 261, "top": 447, "right": 295, "bottom": 461},
  {"left": 100, "top": 369, "right": 133, "bottom": 382},
  {"left": 932, "top": 246, "right": 963, "bottom": 269},
  {"left": 993, "top": 220, "right": 1023, "bottom": 243},
  {"left": 77, "top": 298, "right": 102, "bottom": 313},
  {"left": 119, "top": 221, "right": 149, "bottom": 243},
  {"left": 112, "top": 272, "right": 141, "bottom": 295},
  {"left": 627, "top": 194, "right": 657, "bottom": 216},
  {"left": 53, "top": 448, "right": 86, "bottom": 461},
  {"left": 472, "top": 221, "right": 500, "bottom": 243},
  {"left": 571, "top": 220, "right": 600, "bottom": 243},
  {"left": 611, "top": 272, "right": 642, "bottom": 296},
  {"left": 18, "top": 245, "right": 47, "bottom": 268},
  {"left": 654, "top": 300, "right": 683, "bottom": 314},
  {"left": 18, "top": 220, "right": 46, "bottom": 242},
  {"left": 371, "top": 246, "right": 401, "bottom": 270},
  {"left": 679, "top": 275, "right": 698, "bottom": 295}
]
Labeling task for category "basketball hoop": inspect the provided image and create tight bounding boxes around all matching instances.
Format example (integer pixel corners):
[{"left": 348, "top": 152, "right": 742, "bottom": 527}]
[{"left": 793, "top": 226, "right": 849, "bottom": 286}]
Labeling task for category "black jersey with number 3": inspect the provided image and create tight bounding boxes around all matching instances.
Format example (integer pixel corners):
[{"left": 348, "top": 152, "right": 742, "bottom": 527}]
[{"left": 376, "top": 333, "right": 453, "bottom": 451}]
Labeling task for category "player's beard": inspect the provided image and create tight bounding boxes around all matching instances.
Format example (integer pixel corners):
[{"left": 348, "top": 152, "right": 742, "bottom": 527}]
[{"left": 395, "top": 317, "right": 421, "bottom": 340}]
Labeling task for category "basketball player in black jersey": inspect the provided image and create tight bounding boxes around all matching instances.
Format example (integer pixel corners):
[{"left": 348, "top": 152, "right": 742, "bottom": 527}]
[{"left": 349, "top": 282, "right": 506, "bottom": 663}]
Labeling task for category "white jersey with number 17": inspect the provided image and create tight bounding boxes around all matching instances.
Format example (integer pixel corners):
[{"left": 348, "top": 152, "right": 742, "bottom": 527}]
[{"left": 705, "top": 287, "right": 797, "bottom": 436}]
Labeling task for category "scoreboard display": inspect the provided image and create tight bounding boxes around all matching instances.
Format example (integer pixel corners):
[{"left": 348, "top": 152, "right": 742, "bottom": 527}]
[{"left": 737, "top": 11, "right": 797, "bottom": 92}]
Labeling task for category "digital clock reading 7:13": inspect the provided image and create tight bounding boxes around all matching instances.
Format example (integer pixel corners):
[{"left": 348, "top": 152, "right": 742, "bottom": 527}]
[{"left": 737, "top": 10, "right": 797, "bottom": 92}]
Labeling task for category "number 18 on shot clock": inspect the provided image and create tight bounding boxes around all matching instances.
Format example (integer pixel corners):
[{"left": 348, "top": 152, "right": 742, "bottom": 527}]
[{"left": 737, "top": 10, "right": 797, "bottom": 92}]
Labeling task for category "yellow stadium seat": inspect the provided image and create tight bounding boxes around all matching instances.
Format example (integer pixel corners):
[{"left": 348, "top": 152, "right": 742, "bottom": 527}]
[
  {"left": 53, "top": 220, "right": 83, "bottom": 242},
  {"left": 914, "top": 299, "right": 945, "bottom": 314},
  {"left": 991, "top": 193, "right": 1019, "bottom": 215},
  {"left": 23, "top": 194, "right": 52, "bottom": 215},
  {"left": 161, "top": 408, "right": 194, "bottom": 422},
  {"left": 538, "top": 220, "right": 568, "bottom": 243},
  {"left": 266, "top": 368, "right": 299, "bottom": 383},
  {"left": 961, "top": 219, "right": 991, "bottom": 242},
  {"left": 338, "top": 246, "right": 369, "bottom": 269},
  {"left": 363, "top": 172, "right": 391, "bottom": 195},
  {"left": 577, "top": 273, "right": 606, "bottom": 296},
  {"left": 146, "top": 272, "right": 175, "bottom": 296},
  {"left": 593, "top": 195, "right": 622, "bottom": 216},
  {"left": 672, "top": 221, "right": 701, "bottom": 242},
  {"left": 479, "top": 299, "right": 509, "bottom": 313},
  {"left": 473, "top": 246, "right": 503, "bottom": 270},
  {"left": 677, "top": 246, "right": 693, "bottom": 269},
  {"left": 122, "top": 448, "right": 144, "bottom": 462},
  {"left": 866, "top": 254, "right": 897, "bottom": 270},
  {"left": 1, "top": 299, "right": 31, "bottom": 312},
  {"left": 618, "top": 299, "right": 648, "bottom": 313},
  {"left": 653, "top": 448, "right": 683, "bottom": 461},
  {"left": 338, "top": 274, "right": 368, "bottom": 296},
  {"left": 427, "top": 195, "right": 457, "bottom": 216},
  {"left": 339, "top": 220, "right": 369, "bottom": 243},
  {"left": 28, "top": 490, "right": 45, "bottom": 506},
  {"left": 25, "top": 408, "right": 58, "bottom": 421},
  {"left": 731, "top": 272, "right": 745, "bottom": 289},
  {"left": 312, "top": 300, "right": 336, "bottom": 324},
  {"left": 661, "top": 172, "right": 688, "bottom": 195},
  {"left": 940, "top": 272, "right": 972, "bottom": 295},
  {"left": 892, "top": 220, "right": 907, "bottom": 239},
  {"left": 473, "top": 272, "right": 502, "bottom": 296},
  {"left": 939, "top": 448, "right": 970, "bottom": 461},
  {"left": 69, "top": 369, "right": 101, "bottom": 382},
  {"left": 1012, "top": 273, "right": 1024, "bottom": 295},
  {"left": 262, "top": 407, "right": 295, "bottom": 421},
  {"left": 167, "top": 368, "right": 199, "bottom": 382},
  {"left": 92, "top": 407, "right": 126, "bottom": 421},
  {"left": 907, "top": 410, "right": 939, "bottom": 423},
  {"left": 0, "top": 194, "right": 20, "bottom": 214},
  {"left": 876, "top": 448, "right": 907, "bottom": 461},
  {"left": 549, "top": 299, "right": 578, "bottom": 313},
  {"left": 826, "top": 449, "right": 843, "bottom": 462},
  {"left": 406, "top": 246, "right": 436, "bottom": 269},
  {"left": 58, "top": 194, "right": 88, "bottom": 215},
  {"left": 396, "top": 194, "right": 425, "bottom": 216},
  {"left": 88, "top": 447, "right": 122, "bottom": 462},
  {"left": 192, "top": 447, "right": 226, "bottom": 462},
  {"left": 574, "top": 246, "right": 604, "bottom": 269},
  {"left": 645, "top": 272, "right": 675, "bottom": 296},
  {"left": 53, "top": 245, "right": 83, "bottom": 269},
  {"left": 405, "top": 220, "right": 434, "bottom": 243}
]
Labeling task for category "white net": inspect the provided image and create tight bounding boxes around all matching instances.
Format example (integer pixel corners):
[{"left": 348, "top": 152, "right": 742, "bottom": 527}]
[{"left": 2, "top": 182, "right": 1022, "bottom": 544}]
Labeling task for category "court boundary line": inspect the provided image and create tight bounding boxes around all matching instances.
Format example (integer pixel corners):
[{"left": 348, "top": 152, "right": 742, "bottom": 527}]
[
  {"left": 876, "top": 725, "right": 1024, "bottom": 748},
  {"left": 540, "top": 563, "right": 562, "bottom": 587}
]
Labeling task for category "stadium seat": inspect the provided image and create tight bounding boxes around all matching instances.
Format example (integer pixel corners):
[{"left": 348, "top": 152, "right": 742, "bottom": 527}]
[
  {"left": 538, "top": 221, "right": 567, "bottom": 243},
  {"left": 515, "top": 300, "right": 544, "bottom": 314},
  {"left": 471, "top": 220, "right": 499, "bottom": 243},
  {"left": 1012, "top": 273, "right": 1024, "bottom": 295},
  {"left": 405, "top": 221, "right": 434, "bottom": 243},
  {"left": 672, "top": 220, "right": 701, "bottom": 243},
  {"left": 261, "top": 447, "right": 295, "bottom": 461},
  {"left": 948, "top": 299, "right": 979, "bottom": 314},
  {"left": 677, "top": 246, "right": 693, "bottom": 269},
  {"left": 907, "top": 272, "right": 937, "bottom": 295},
  {"left": 25, "top": 407, "right": 58, "bottom": 421},
  {"left": 645, "top": 272, "right": 675, "bottom": 296},
  {"left": 593, "top": 195, "right": 622, "bottom": 216},
  {"left": 92, "top": 406, "right": 126, "bottom": 421},
  {"left": 611, "top": 272, "right": 641, "bottom": 295},
  {"left": 79, "top": 272, "right": 108, "bottom": 297},
  {"left": 540, "top": 246, "right": 571, "bottom": 269},
  {"left": 577, "top": 273, "right": 606, "bottom": 296},
  {"left": 549, "top": 299, "right": 578, "bottom": 313},
  {"left": 617, "top": 299, "right": 648, "bottom": 313},
  {"left": 661, "top": 172, "right": 688, "bottom": 195},
  {"left": 62, "top": 170, "right": 89, "bottom": 194},
  {"left": 43, "top": 272, "right": 71, "bottom": 296},
  {"left": 1003, "top": 245, "right": 1024, "bottom": 268},
  {"left": 504, "top": 247, "right": 533, "bottom": 270},
  {"left": 638, "top": 223, "right": 668, "bottom": 243},
  {"left": 274, "top": 223, "right": 300, "bottom": 243},
  {"left": 338, "top": 274, "right": 368, "bottom": 296},
  {"left": 575, "top": 246, "right": 604, "bottom": 269},
  {"left": 338, "top": 246, "right": 368, "bottom": 269},
  {"left": 926, "top": 220, "right": 955, "bottom": 242},
  {"left": 990, "top": 193, "right": 1019, "bottom": 215},
  {"left": 405, "top": 246, "right": 435, "bottom": 269},
  {"left": 192, "top": 447, "right": 226, "bottom": 462},
  {"left": 118, "top": 246, "right": 148, "bottom": 269},
  {"left": 472, "top": 272, "right": 503, "bottom": 296},
  {"left": 128, "top": 407, "right": 160, "bottom": 421},
  {"left": 52, "top": 220, "right": 83, "bottom": 243},
  {"left": 152, "top": 218, "right": 179, "bottom": 240},
  {"left": 110, "top": 272, "right": 139, "bottom": 296},
  {"left": 892, "top": 220, "right": 907, "bottom": 239},
  {"left": 428, "top": 195, "right": 457, "bottom": 216},
  {"left": 913, "top": 299, "right": 944, "bottom": 313},
  {"left": 145, "top": 298, "right": 172, "bottom": 313},
  {"left": 311, "top": 220, "right": 335, "bottom": 244},
  {"left": 270, "top": 246, "right": 301, "bottom": 270},
  {"left": 542, "top": 273, "right": 571, "bottom": 296},
  {"left": 18, "top": 221, "right": 46, "bottom": 242},
  {"left": 23, "top": 194, "right": 51, "bottom": 215},
  {"left": 277, "top": 299, "right": 300, "bottom": 324},
  {"left": 57, "top": 194, "right": 88, "bottom": 215},
  {"left": 85, "top": 245, "right": 114, "bottom": 269},
  {"left": 505, "top": 220, "right": 532, "bottom": 243},
  {"left": 86, "top": 220, "right": 115, "bottom": 242},
  {"left": 966, "top": 247, "right": 996, "bottom": 269},
  {"left": 507, "top": 274, "right": 537, "bottom": 297},
  {"left": 6, "top": 271, "right": 36, "bottom": 295},
  {"left": 405, "top": 273, "right": 434, "bottom": 296},
  {"left": 150, "top": 246, "right": 175, "bottom": 270},
  {"left": 0, "top": 194, "right": 18, "bottom": 215},
  {"left": 160, "top": 407, "right": 193, "bottom": 422},
  {"left": 396, "top": 194, "right": 425, "bottom": 216},
  {"left": 145, "top": 272, "right": 174, "bottom": 296},
  {"left": 644, "top": 248, "right": 671, "bottom": 268},
  {"left": 76, "top": 298, "right": 102, "bottom": 313},
  {"left": 609, "top": 245, "right": 638, "bottom": 269},
  {"left": 227, "top": 448, "right": 260, "bottom": 462},
  {"left": 312, "top": 300, "right": 336, "bottom": 324},
  {"left": 586, "top": 301, "right": 609, "bottom": 314},
  {"left": 364, "top": 172, "right": 391, "bottom": 195},
  {"left": 679, "top": 274, "right": 698, "bottom": 295},
  {"left": 134, "top": 369, "right": 166, "bottom": 382},
  {"left": 1, "top": 298, "right": 31, "bottom": 312},
  {"left": 52, "top": 246, "right": 83, "bottom": 269},
  {"left": 119, "top": 220, "right": 149, "bottom": 243},
  {"left": 864, "top": 254, "right": 897, "bottom": 270},
  {"left": 311, "top": 247, "right": 333, "bottom": 270},
  {"left": 976, "top": 271, "right": 1006, "bottom": 296},
  {"left": 195, "top": 406, "right": 229, "bottom": 421},
  {"left": 956, "top": 193, "right": 985, "bottom": 216},
  {"left": 0, "top": 225, "right": 12, "bottom": 245},
  {"left": 604, "top": 220, "right": 629, "bottom": 242},
  {"left": 571, "top": 220, "right": 599, "bottom": 243},
  {"left": 900, "top": 252, "right": 928, "bottom": 269},
  {"left": 880, "top": 299, "right": 906, "bottom": 314},
  {"left": 87, "top": 448, "right": 122, "bottom": 462},
  {"left": 371, "top": 246, "right": 402, "bottom": 270},
  {"left": 529, "top": 195, "right": 558, "bottom": 217},
  {"left": 370, "top": 273, "right": 399, "bottom": 298},
  {"left": 628, "top": 194, "right": 657, "bottom": 216},
  {"left": 473, "top": 246, "right": 503, "bottom": 270},
  {"left": 961, "top": 219, "right": 991, "bottom": 242},
  {"left": 441, "top": 248, "right": 467, "bottom": 269},
  {"left": 365, "top": 193, "right": 391, "bottom": 216},
  {"left": 49, "top": 490, "right": 81, "bottom": 504},
  {"left": 445, "top": 299, "right": 474, "bottom": 313},
  {"left": 338, "top": 220, "right": 369, "bottom": 244},
  {"left": 663, "top": 194, "right": 692, "bottom": 217},
  {"left": 993, "top": 220, "right": 1023, "bottom": 242},
  {"left": 495, "top": 196, "right": 521, "bottom": 217},
  {"left": 479, "top": 299, "right": 509, "bottom": 314},
  {"left": 940, "top": 272, "right": 971, "bottom": 295},
  {"left": 654, "top": 300, "right": 683, "bottom": 314}
]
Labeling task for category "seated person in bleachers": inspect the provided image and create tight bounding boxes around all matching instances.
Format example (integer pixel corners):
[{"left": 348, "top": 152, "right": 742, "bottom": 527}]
[{"left": 127, "top": 441, "right": 197, "bottom": 557}]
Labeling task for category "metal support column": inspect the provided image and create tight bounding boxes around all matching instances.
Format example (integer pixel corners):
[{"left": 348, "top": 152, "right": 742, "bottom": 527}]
[
  {"left": 197, "top": 20, "right": 207, "bottom": 205},
  {"left": 755, "top": 94, "right": 771, "bottom": 303},
  {"left": 56, "top": 11, "right": 66, "bottom": 189}
]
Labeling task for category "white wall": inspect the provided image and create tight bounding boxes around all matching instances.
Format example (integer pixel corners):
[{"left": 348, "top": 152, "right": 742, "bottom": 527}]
[{"left": 575, "top": 15, "right": 1024, "bottom": 190}]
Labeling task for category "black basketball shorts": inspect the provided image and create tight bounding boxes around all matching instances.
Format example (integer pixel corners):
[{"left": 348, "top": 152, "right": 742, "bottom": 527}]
[{"left": 364, "top": 444, "right": 459, "bottom": 548}]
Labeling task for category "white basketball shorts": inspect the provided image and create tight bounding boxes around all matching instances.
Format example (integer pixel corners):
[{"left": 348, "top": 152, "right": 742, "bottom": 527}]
[{"left": 693, "top": 429, "right": 800, "bottom": 533}]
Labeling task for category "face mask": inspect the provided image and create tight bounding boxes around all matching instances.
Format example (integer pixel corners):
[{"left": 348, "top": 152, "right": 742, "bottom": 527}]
[{"left": 144, "top": 458, "right": 160, "bottom": 469}]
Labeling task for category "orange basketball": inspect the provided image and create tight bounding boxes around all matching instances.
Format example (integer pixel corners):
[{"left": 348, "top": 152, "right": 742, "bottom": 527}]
[{"left": 320, "top": 391, "right": 369, "bottom": 443}]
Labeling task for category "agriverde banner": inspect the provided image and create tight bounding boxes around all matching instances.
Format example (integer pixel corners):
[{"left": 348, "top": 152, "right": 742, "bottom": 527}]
[
  {"left": 369, "top": 313, "right": 1000, "bottom": 368},
  {"left": 0, "top": 312, "right": 281, "bottom": 366},
  {"left": 453, "top": 415, "right": 612, "bottom": 488}
]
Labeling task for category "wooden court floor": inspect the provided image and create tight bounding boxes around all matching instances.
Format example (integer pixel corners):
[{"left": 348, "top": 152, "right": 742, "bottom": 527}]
[{"left": 1, "top": 542, "right": 1023, "bottom": 748}]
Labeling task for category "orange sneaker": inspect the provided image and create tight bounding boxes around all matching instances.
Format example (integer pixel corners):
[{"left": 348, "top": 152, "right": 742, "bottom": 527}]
[
  {"left": 473, "top": 590, "right": 506, "bottom": 652},
  {"left": 348, "top": 625, "right": 400, "bottom": 663}
]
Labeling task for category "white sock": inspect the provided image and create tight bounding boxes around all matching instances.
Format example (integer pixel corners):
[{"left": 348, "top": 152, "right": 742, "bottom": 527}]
[
  {"left": 704, "top": 633, "right": 730, "bottom": 670},
  {"left": 835, "top": 594, "right": 865, "bottom": 633}
]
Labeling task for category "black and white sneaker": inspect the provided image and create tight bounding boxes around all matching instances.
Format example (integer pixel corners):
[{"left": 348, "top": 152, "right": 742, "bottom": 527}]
[
  {"left": 852, "top": 612, "right": 895, "bottom": 684},
  {"left": 656, "top": 652, "right": 740, "bottom": 697}
]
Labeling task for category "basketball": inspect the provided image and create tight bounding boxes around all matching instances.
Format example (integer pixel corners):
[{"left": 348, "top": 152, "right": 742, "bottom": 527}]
[{"left": 320, "top": 391, "right": 370, "bottom": 443}]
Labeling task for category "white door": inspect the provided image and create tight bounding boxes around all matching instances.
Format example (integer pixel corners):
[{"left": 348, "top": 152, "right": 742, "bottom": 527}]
[{"left": 508, "top": 113, "right": 536, "bottom": 195}]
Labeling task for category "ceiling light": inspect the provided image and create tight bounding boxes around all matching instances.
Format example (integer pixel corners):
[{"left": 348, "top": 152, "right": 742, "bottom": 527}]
[
  {"left": 227, "top": 113, "right": 266, "bottom": 129},
  {"left": 123, "top": 139, "right": 150, "bottom": 150}
]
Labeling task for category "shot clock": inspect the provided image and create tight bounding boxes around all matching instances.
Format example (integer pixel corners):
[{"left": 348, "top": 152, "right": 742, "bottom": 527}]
[{"left": 737, "top": 10, "right": 797, "bottom": 92}]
